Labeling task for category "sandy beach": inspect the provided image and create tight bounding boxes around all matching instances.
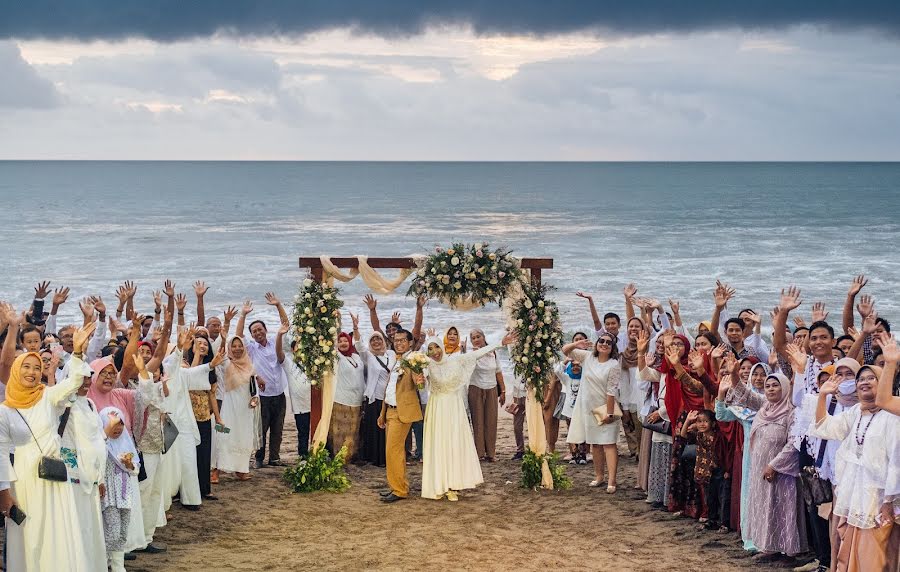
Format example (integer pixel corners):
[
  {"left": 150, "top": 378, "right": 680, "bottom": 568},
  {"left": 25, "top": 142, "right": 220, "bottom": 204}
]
[{"left": 122, "top": 409, "right": 775, "bottom": 572}]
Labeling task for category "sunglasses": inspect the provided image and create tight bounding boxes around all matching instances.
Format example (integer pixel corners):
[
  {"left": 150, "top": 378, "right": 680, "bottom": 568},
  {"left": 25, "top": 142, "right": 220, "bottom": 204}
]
[{"left": 597, "top": 339, "right": 614, "bottom": 346}]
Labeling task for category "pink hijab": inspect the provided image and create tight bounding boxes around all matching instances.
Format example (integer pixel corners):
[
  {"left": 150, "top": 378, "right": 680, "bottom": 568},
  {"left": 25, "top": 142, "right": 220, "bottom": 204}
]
[
  {"left": 87, "top": 357, "right": 136, "bottom": 432},
  {"left": 749, "top": 373, "right": 794, "bottom": 443}
]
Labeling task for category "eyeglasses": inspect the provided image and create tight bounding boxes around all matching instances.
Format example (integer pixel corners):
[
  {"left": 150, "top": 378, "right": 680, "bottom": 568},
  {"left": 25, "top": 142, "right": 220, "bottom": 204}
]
[{"left": 597, "top": 339, "right": 613, "bottom": 346}]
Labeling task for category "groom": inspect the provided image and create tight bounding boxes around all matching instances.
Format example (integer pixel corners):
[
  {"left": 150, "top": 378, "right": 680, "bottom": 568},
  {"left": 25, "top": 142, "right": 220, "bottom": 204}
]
[{"left": 377, "top": 329, "right": 424, "bottom": 503}]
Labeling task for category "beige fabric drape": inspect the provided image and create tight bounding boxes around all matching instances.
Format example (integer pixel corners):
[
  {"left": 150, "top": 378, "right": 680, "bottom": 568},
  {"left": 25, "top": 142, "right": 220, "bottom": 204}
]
[
  {"left": 311, "top": 272, "right": 341, "bottom": 449},
  {"left": 356, "top": 256, "right": 415, "bottom": 294},
  {"left": 525, "top": 386, "right": 554, "bottom": 489}
]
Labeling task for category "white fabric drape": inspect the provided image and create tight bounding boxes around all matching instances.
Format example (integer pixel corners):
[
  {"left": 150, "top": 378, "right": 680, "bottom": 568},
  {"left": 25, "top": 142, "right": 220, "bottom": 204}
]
[
  {"left": 319, "top": 256, "right": 359, "bottom": 282},
  {"left": 312, "top": 272, "right": 341, "bottom": 450},
  {"left": 357, "top": 256, "right": 415, "bottom": 294}
]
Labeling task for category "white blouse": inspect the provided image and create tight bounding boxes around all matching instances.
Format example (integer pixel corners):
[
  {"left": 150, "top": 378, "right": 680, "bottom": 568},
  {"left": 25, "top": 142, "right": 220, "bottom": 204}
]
[
  {"left": 811, "top": 405, "right": 900, "bottom": 529},
  {"left": 333, "top": 352, "right": 365, "bottom": 407}
]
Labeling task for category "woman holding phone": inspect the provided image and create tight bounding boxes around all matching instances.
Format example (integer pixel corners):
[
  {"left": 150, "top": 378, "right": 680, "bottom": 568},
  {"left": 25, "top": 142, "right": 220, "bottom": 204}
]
[{"left": 214, "top": 336, "right": 265, "bottom": 481}]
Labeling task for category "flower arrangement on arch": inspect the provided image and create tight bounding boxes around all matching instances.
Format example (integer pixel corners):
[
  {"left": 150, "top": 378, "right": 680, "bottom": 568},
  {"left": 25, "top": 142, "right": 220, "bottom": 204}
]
[
  {"left": 407, "top": 242, "right": 521, "bottom": 308},
  {"left": 291, "top": 277, "right": 344, "bottom": 385},
  {"left": 509, "top": 282, "right": 563, "bottom": 403}
]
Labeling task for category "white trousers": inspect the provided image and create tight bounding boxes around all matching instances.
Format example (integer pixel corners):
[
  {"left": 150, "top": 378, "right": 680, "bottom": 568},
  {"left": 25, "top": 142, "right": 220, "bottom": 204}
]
[
  {"left": 175, "top": 434, "right": 202, "bottom": 506},
  {"left": 138, "top": 452, "right": 167, "bottom": 545},
  {"left": 108, "top": 551, "right": 125, "bottom": 572}
]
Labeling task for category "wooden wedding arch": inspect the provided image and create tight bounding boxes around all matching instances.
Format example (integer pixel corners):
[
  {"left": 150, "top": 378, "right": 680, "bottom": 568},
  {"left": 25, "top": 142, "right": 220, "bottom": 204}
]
[{"left": 298, "top": 256, "right": 554, "bottom": 436}]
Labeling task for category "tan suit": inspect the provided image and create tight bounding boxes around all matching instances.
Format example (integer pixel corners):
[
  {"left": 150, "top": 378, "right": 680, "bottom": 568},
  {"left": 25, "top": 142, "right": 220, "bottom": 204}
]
[{"left": 381, "top": 368, "right": 424, "bottom": 497}]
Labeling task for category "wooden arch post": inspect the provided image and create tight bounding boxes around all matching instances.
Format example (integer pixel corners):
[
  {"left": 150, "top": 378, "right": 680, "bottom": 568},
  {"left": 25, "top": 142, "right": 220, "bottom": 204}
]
[{"left": 298, "top": 256, "right": 553, "bottom": 445}]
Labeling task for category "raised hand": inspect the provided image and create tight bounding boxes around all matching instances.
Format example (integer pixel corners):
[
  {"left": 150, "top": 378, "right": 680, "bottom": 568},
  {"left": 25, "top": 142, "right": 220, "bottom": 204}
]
[
  {"left": 573, "top": 338, "right": 592, "bottom": 351},
  {"left": 767, "top": 349, "right": 779, "bottom": 370},
  {"left": 857, "top": 294, "right": 875, "bottom": 319},
  {"left": 718, "top": 375, "right": 733, "bottom": 398},
  {"left": 115, "top": 286, "right": 129, "bottom": 307},
  {"left": 743, "top": 310, "right": 761, "bottom": 327},
  {"left": 265, "top": 292, "right": 280, "bottom": 306},
  {"left": 79, "top": 297, "right": 95, "bottom": 319},
  {"left": 52, "top": 286, "right": 70, "bottom": 307},
  {"left": 193, "top": 281, "right": 209, "bottom": 297},
  {"left": 72, "top": 322, "right": 97, "bottom": 355},
  {"left": 862, "top": 311, "right": 879, "bottom": 336},
  {"left": 636, "top": 329, "right": 650, "bottom": 354},
  {"left": 820, "top": 375, "right": 840, "bottom": 396},
  {"left": 175, "top": 293, "right": 188, "bottom": 312},
  {"left": 664, "top": 344, "right": 681, "bottom": 366},
  {"left": 132, "top": 353, "right": 148, "bottom": 376},
  {"left": 124, "top": 280, "right": 137, "bottom": 300},
  {"left": 710, "top": 342, "right": 728, "bottom": 359},
  {"left": 210, "top": 341, "right": 227, "bottom": 369},
  {"left": 391, "top": 311, "right": 401, "bottom": 324},
  {"left": 177, "top": 325, "right": 196, "bottom": 352},
  {"left": 848, "top": 274, "right": 868, "bottom": 297},
  {"left": 426, "top": 327, "right": 437, "bottom": 337},
  {"left": 623, "top": 283, "right": 637, "bottom": 300},
  {"left": 687, "top": 349, "right": 705, "bottom": 373},
  {"left": 163, "top": 280, "right": 175, "bottom": 298},
  {"left": 847, "top": 326, "right": 861, "bottom": 341},
  {"left": 241, "top": 300, "right": 253, "bottom": 316},
  {"left": 811, "top": 302, "right": 828, "bottom": 323},
  {"left": 90, "top": 296, "right": 107, "bottom": 318},
  {"left": 278, "top": 322, "right": 290, "bottom": 336},
  {"left": 363, "top": 294, "right": 377, "bottom": 310},
  {"left": 779, "top": 286, "right": 802, "bottom": 313},
  {"left": 224, "top": 305, "right": 238, "bottom": 322},
  {"left": 575, "top": 291, "right": 593, "bottom": 300},
  {"left": 152, "top": 290, "right": 162, "bottom": 311},
  {"left": 152, "top": 326, "right": 164, "bottom": 344},
  {"left": 686, "top": 409, "right": 699, "bottom": 422},
  {"left": 661, "top": 328, "right": 675, "bottom": 349},
  {"left": 350, "top": 312, "right": 360, "bottom": 329},
  {"left": 0, "top": 302, "right": 19, "bottom": 327},
  {"left": 793, "top": 315, "right": 807, "bottom": 329},
  {"left": 668, "top": 298, "right": 680, "bottom": 315},
  {"left": 416, "top": 294, "right": 427, "bottom": 308},
  {"left": 108, "top": 316, "right": 127, "bottom": 334},
  {"left": 879, "top": 335, "right": 900, "bottom": 363},
  {"left": 500, "top": 331, "right": 518, "bottom": 346},
  {"left": 784, "top": 340, "right": 808, "bottom": 373},
  {"left": 722, "top": 352, "right": 738, "bottom": 378},
  {"left": 33, "top": 281, "right": 51, "bottom": 299}
]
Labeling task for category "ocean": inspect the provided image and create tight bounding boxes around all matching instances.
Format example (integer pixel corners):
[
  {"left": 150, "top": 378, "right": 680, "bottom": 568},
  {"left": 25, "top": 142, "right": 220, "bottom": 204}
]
[{"left": 1, "top": 161, "right": 899, "bottom": 342}]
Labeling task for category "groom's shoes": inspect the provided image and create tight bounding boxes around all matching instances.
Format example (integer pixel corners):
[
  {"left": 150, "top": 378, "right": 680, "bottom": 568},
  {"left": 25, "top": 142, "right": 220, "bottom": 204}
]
[
  {"left": 381, "top": 493, "right": 405, "bottom": 503},
  {"left": 378, "top": 490, "right": 393, "bottom": 498}
]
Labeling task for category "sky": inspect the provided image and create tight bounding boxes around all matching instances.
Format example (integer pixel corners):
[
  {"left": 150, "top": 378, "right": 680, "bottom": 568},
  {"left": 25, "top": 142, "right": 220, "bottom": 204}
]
[{"left": 2, "top": 3, "right": 900, "bottom": 160}]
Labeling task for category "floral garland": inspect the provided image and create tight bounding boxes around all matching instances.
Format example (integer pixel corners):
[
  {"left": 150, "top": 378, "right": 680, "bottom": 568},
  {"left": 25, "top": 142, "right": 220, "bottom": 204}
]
[
  {"left": 407, "top": 242, "right": 521, "bottom": 308},
  {"left": 291, "top": 278, "right": 344, "bottom": 385},
  {"left": 510, "top": 283, "right": 563, "bottom": 403}
]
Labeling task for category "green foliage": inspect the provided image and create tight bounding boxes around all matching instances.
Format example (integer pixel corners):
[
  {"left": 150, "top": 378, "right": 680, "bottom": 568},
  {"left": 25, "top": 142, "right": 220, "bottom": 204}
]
[
  {"left": 291, "top": 278, "right": 344, "bottom": 384},
  {"left": 520, "top": 449, "right": 572, "bottom": 491},
  {"left": 282, "top": 444, "right": 351, "bottom": 493},
  {"left": 510, "top": 283, "right": 563, "bottom": 403},
  {"left": 407, "top": 242, "right": 521, "bottom": 308}
]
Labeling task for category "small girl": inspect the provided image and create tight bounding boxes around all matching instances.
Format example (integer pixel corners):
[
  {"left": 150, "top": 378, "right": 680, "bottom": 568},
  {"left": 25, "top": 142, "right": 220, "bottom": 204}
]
[
  {"left": 100, "top": 406, "right": 141, "bottom": 572},
  {"left": 556, "top": 361, "right": 587, "bottom": 465},
  {"left": 682, "top": 409, "right": 730, "bottom": 532}
]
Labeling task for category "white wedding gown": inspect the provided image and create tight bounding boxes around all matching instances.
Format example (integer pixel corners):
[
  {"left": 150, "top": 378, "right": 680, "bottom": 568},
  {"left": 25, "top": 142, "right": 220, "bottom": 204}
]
[{"left": 421, "top": 343, "right": 502, "bottom": 499}]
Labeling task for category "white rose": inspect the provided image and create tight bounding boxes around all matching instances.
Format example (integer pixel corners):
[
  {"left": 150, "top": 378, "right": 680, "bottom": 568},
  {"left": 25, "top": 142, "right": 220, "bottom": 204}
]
[
  {"left": 489, "top": 278, "right": 498, "bottom": 285},
  {"left": 524, "top": 298, "right": 533, "bottom": 309},
  {"left": 537, "top": 301, "right": 544, "bottom": 308},
  {"left": 451, "top": 256, "right": 460, "bottom": 266},
  {"left": 453, "top": 282, "right": 462, "bottom": 290},
  {"left": 303, "top": 279, "right": 313, "bottom": 287},
  {"left": 323, "top": 294, "right": 332, "bottom": 300},
  {"left": 418, "top": 269, "right": 426, "bottom": 277},
  {"left": 474, "top": 242, "right": 483, "bottom": 250},
  {"left": 521, "top": 356, "right": 529, "bottom": 363},
  {"left": 328, "top": 326, "right": 337, "bottom": 334},
  {"left": 535, "top": 341, "right": 542, "bottom": 347}
]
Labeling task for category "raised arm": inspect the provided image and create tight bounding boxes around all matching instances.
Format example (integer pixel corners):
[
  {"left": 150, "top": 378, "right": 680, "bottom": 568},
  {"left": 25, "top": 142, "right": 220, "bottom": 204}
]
[
  {"left": 843, "top": 275, "right": 867, "bottom": 334},
  {"left": 563, "top": 338, "right": 592, "bottom": 357},
  {"left": 194, "top": 281, "right": 208, "bottom": 325},
  {"left": 876, "top": 335, "right": 900, "bottom": 414},
  {"left": 576, "top": 292, "right": 602, "bottom": 332},
  {"left": 0, "top": 304, "right": 22, "bottom": 383},
  {"left": 123, "top": 281, "right": 137, "bottom": 322},
  {"left": 623, "top": 284, "right": 637, "bottom": 322},
  {"left": 147, "top": 308, "right": 174, "bottom": 375},
  {"left": 236, "top": 300, "right": 253, "bottom": 339},
  {"left": 265, "top": 292, "right": 289, "bottom": 325},
  {"left": 363, "top": 294, "right": 384, "bottom": 337},
  {"left": 710, "top": 281, "right": 734, "bottom": 339},
  {"left": 275, "top": 323, "right": 289, "bottom": 365},
  {"left": 119, "top": 315, "right": 145, "bottom": 382},
  {"left": 46, "top": 322, "right": 97, "bottom": 405},
  {"left": 412, "top": 295, "right": 425, "bottom": 343},
  {"left": 773, "top": 286, "right": 802, "bottom": 354},
  {"left": 175, "top": 293, "right": 188, "bottom": 327}
]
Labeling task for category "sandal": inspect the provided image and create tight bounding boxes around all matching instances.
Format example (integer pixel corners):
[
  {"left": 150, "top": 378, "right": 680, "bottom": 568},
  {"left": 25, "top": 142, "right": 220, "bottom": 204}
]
[
  {"left": 606, "top": 485, "right": 617, "bottom": 494},
  {"left": 236, "top": 473, "right": 252, "bottom": 481},
  {"left": 589, "top": 479, "right": 605, "bottom": 488},
  {"left": 446, "top": 491, "right": 459, "bottom": 502}
]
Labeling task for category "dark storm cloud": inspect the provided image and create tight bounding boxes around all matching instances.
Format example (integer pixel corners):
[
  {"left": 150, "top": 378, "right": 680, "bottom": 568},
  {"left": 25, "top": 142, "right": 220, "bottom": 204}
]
[{"left": 2, "top": 2, "right": 899, "bottom": 41}]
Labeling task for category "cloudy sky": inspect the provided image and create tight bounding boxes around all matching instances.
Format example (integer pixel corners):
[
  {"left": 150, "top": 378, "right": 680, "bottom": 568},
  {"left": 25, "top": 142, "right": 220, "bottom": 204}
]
[{"left": 2, "top": 2, "right": 900, "bottom": 160}]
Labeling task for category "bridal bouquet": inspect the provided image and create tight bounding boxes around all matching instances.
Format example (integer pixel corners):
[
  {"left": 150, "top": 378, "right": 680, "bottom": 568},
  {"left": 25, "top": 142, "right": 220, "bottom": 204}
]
[{"left": 398, "top": 352, "right": 430, "bottom": 389}]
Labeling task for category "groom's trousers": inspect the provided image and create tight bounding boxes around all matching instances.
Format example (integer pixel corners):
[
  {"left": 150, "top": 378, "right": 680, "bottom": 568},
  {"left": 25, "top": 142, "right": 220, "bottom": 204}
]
[{"left": 386, "top": 408, "right": 413, "bottom": 498}]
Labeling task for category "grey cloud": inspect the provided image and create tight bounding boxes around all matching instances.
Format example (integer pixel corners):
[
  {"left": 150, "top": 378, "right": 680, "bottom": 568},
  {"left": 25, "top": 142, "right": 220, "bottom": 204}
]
[
  {"left": 0, "top": 41, "right": 60, "bottom": 108},
  {"left": 1, "top": 2, "right": 899, "bottom": 41}
]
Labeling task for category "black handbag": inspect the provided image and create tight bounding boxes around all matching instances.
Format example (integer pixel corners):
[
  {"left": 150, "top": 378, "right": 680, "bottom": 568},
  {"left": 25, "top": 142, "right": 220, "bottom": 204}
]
[
  {"left": 643, "top": 407, "right": 672, "bottom": 435},
  {"left": 17, "top": 408, "right": 70, "bottom": 482},
  {"left": 161, "top": 412, "right": 179, "bottom": 454},
  {"left": 800, "top": 466, "right": 833, "bottom": 506}
]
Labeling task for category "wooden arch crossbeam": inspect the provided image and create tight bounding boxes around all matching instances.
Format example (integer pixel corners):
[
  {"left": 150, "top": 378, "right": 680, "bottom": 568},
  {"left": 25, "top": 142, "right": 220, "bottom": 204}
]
[{"left": 298, "top": 255, "right": 554, "bottom": 436}]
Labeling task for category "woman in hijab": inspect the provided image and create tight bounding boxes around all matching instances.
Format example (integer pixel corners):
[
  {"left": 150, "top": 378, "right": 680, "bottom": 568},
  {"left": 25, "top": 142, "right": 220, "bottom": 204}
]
[
  {"left": 100, "top": 406, "right": 140, "bottom": 572},
  {"left": 358, "top": 331, "right": 394, "bottom": 467},
  {"left": 620, "top": 317, "right": 649, "bottom": 489},
  {"left": 3, "top": 322, "right": 99, "bottom": 572},
  {"left": 723, "top": 356, "right": 808, "bottom": 564},
  {"left": 329, "top": 324, "right": 365, "bottom": 462},
  {"left": 715, "top": 360, "right": 768, "bottom": 550},
  {"left": 659, "top": 332, "right": 705, "bottom": 517},
  {"left": 467, "top": 328, "right": 506, "bottom": 462},
  {"left": 215, "top": 336, "right": 263, "bottom": 480},
  {"left": 420, "top": 330, "right": 517, "bottom": 501}
]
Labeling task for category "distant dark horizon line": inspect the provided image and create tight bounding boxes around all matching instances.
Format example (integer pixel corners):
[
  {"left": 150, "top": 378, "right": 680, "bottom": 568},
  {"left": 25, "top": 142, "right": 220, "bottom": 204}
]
[{"left": 2, "top": 159, "right": 900, "bottom": 164}]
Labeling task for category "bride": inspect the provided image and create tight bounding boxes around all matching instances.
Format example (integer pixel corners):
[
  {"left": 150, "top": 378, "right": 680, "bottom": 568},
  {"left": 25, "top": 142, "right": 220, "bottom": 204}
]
[{"left": 421, "top": 329, "right": 517, "bottom": 501}]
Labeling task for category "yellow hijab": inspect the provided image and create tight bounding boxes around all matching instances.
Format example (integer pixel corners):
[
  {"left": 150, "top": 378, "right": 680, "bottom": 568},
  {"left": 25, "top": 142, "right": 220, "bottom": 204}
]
[
  {"left": 443, "top": 327, "right": 461, "bottom": 355},
  {"left": 4, "top": 352, "right": 46, "bottom": 409}
]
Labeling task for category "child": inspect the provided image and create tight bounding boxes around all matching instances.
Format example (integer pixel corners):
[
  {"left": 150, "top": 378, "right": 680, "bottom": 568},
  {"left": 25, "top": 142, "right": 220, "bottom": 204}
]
[
  {"left": 682, "top": 409, "right": 731, "bottom": 532},
  {"left": 556, "top": 361, "right": 587, "bottom": 465},
  {"left": 100, "top": 407, "right": 141, "bottom": 572}
]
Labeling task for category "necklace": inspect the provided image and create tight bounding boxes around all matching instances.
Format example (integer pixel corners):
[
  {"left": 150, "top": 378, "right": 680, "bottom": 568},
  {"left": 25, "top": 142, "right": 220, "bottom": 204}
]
[{"left": 854, "top": 410, "right": 879, "bottom": 458}]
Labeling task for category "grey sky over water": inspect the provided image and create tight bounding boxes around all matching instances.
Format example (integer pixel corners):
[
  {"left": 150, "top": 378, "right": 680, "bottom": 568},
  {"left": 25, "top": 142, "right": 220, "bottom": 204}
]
[{"left": 1, "top": 3, "right": 899, "bottom": 160}]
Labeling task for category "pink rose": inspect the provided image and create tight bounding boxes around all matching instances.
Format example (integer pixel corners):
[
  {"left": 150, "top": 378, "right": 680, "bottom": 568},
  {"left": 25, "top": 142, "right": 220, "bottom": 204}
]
[
  {"left": 436, "top": 246, "right": 443, "bottom": 253},
  {"left": 476, "top": 250, "right": 483, "bottom": 257},
  {"left": 498, "top": 271, "right": 506, "bottom": 278},
  {"left": 533, "top": 365, "right": 541, "bottom": 373}
]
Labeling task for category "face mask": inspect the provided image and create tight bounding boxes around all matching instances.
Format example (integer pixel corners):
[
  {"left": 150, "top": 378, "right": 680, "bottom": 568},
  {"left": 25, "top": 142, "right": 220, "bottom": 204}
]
[{"left": 838, "top": 380, "right": 857, "bottom": 395}]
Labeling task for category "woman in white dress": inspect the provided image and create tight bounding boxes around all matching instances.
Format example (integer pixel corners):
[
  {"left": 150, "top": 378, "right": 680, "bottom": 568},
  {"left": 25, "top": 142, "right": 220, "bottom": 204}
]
[
  {"left": 215, "top": 336, "right": 264, "bottom": 480},
  {"left": 4, "top": 322, "right": 101, "bottom": 571},
  {"left": 421, "top": 331, "right": 517, "bottom": 501},
  {"left": 563, "top": 332, "right": 623, "bottom": 493}
]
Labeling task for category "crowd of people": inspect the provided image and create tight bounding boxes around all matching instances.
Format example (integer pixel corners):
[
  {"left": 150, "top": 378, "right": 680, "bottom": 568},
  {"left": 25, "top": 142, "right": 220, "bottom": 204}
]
[{"left": 0, "top": 275, "right": 898, "bottom": 571}]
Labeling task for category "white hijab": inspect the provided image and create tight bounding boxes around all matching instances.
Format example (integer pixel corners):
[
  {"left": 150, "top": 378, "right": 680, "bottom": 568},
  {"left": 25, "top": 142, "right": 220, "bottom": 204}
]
[{"left": 100, "top": 406, "right": 140, "bottom": 474}]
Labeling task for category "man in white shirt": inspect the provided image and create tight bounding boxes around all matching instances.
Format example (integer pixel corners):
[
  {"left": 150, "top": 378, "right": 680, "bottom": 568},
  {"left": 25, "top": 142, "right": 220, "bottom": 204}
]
[
  {"left": 236, "top": 295, "right": 289, "bottom": 468},
  {"left": 276, "top": 324, "right": 311, "bottom": 457}
]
